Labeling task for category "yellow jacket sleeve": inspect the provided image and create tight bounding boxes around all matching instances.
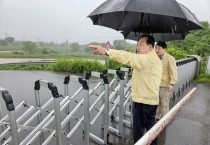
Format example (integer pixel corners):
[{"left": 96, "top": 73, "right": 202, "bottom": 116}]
[
  {"left": 109, "top": 49, "right": 162, "bottom": 105},
  {"left": 109, "top": 49, "right": 149, "bottom": 70}
]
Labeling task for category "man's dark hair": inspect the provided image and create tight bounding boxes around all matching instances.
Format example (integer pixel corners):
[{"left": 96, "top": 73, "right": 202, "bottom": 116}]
[
  {"left": 139, "top": 34, "right": 155, "bottom": 47},
  {"left": 156, "top": 41, "right": 167, "bottom": 49}
]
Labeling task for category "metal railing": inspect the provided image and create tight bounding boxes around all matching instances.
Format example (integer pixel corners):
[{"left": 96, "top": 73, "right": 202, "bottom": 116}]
[{"left": 0, "top": 56, "right": 201, "bottom": 145}]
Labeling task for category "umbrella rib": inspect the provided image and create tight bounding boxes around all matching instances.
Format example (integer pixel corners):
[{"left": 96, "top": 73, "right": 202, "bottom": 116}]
[
  {"left": 172, "top": 17, "right": 185, "bottom": 36},
  {"left": 116, "top": 11, "right": 129, "bottom": 31},
  {"left": 138, "top": 13, "right": 144, "bottom": 40},
  {"left": 114, "top": 0, "right": 131, "bottom": 31},
  {"left": 139, "top": 13, "right": 144, "bottom": 33},
  {"left": 175, "top": 2, "right": 188, "bottom": 21},
  {"left": 147, "top": 13, "right": 150, "bottom": 34}
]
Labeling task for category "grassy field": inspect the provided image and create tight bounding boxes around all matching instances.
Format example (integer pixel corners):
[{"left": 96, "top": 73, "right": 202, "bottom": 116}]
[{"left": 195, "top": 73, "right": 210, "bottom": 83}]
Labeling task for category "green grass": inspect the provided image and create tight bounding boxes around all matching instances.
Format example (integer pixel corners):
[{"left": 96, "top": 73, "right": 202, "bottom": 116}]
[
  {"left": 49, "top": 59, "right": 105, "bottom": 73},
  {"left": 105, "top": 58, "right": 124, "bottom": 69},
  {"left": 194, "top": 56, "right": 210, "bottom": 83},
  {"left": 195, "top": 73, "right": 210, "bottom": 83},
  {"left": 0, "top": 59, "right": 105, "bottom": 73},
  {"left": 0, "top": 58, "right": 125, "bottom": 73}
]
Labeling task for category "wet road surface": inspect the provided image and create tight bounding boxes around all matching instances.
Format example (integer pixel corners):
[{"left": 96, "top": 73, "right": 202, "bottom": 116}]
[{"left": 161, "top": 83, "right": 210, "bottom": 145}]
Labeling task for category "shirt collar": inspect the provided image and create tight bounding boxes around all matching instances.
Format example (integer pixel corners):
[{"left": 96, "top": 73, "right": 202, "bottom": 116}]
[{"left": 159, "top": 52, "right": 166, "bottom": 60}]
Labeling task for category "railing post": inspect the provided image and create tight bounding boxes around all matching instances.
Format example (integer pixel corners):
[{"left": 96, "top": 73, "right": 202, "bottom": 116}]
[
  {"left": 78, "top": 77, "right": 90, "bottom": 145},
  {"left": 100, "top": 76, "right": 105, "bottom": 128},
  {"left": 48, "top": 82, "right": 62, "bottom": 145},
  {"left": 0, "top": 87, "right": 19, "bottom": 145},
  {"left": 104, "top": 69, "right": 119, "bottom": 121},
  {"left": 102, "top": 74, "right": 110, "bottom": 145},
  {"left": 34, "top": 80, "right": 45, "bottom": 144},
  {"left": 64, "top": 76, "right": 71, "bottom": 132},
  {"left": 70, "top": 75, "right": 90, "bottom": 144},
  {"left": 34, "top": 80, "right": 62, "bottom": 145},
  {"left": 0, "top": 104, "right": 3, "bottom": 145},
  {"left": 117, "top": 72, "right": 125, "bottom": 136}
]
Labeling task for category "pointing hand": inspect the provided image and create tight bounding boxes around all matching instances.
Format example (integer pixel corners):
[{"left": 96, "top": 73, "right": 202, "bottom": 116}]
[{"left": 89, "top": 45, "right": 107, "bottom": 55}]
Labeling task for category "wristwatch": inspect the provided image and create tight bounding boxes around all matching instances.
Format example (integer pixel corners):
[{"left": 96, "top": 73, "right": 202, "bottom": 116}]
[{"left": 105, "top": 48, "right": 110, "bottom": 56}]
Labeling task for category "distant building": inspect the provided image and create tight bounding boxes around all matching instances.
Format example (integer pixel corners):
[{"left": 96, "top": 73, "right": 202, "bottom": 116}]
[{"left": 207, "top": 56, "right": 210, "bottom": 74}]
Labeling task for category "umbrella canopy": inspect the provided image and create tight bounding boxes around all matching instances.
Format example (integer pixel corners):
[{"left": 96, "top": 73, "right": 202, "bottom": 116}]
[
  {"left": 88, "top": 0, "right": 203, "bottom": 34},
  {"left": 121, "top": 31, "right": 187, "bottom": 42}
]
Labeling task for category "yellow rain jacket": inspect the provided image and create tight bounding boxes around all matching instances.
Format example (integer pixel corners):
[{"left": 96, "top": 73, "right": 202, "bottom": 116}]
[{"left": 109, "top": 49, "right": 162, "bottom": 105}]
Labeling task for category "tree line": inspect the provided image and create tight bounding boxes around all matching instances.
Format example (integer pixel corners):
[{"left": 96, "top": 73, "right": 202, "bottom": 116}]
[
  {"left": 0, "top": 21, "right": 209, "bottom": 59},
  {"left": 168, "top": 21, "right": 210, "bottom": 59}
]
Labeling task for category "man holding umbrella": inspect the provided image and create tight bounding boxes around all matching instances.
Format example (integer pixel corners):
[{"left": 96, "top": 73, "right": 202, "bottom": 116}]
[
  {"left": 90, "top": 34, "right": 162, "bottom": 144},
  {"left": 88, "top": 1, "right": 202, "bottom": 143}
]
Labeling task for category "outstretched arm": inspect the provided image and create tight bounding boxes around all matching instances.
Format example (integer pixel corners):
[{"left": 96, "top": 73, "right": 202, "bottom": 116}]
[
  {"left": 89, "top": 45, "right": 107, "bottom": 55},
  {"left": 89, "top": 45, "right": 146, "bottom": 70}
]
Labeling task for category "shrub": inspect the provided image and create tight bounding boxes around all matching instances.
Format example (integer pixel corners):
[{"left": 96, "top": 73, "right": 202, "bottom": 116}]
[{"left": 49, "top": 59, "right": 105, "bottom": 73}]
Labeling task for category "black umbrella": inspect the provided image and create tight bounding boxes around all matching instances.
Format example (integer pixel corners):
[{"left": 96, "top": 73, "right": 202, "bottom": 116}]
[
  {"left": 121, "top": 31, "right": 187, "bottom": 42},
  {"left": 88, "top": 0, "right": 203, "bottom": 34}
]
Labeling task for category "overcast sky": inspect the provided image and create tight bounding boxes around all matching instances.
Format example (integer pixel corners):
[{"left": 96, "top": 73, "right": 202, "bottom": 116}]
[{"left": 0, "top": 0, "right": 209, "bottom": 44}]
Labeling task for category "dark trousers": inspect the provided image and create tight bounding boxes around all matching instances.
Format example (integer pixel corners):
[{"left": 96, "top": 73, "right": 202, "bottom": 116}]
[{"left": 132, "top": 102, "right": 157, "bottom": 145}]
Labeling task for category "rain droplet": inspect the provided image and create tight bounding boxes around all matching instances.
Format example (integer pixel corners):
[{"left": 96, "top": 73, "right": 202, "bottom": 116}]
[
  {"left": 122, "top": 14, "right": 125, "bottom": 24},
  {"left": 172, "top": 28, "right": 174, "bottom": 34},
  {"left": 175, "top": 25, "right": 177, "bottom": 31},
  {"left": 121, "top": 12, "right": 126, "bottom": 25},
  {"left": 164, "top": 23, "right": 167, "bottom": 31},
  {"left": 187, "top": 19, "right": 189, "bottom": 26}
]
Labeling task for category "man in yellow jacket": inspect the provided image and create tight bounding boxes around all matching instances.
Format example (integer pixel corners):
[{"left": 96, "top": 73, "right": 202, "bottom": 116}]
[
  {"left": 90, "top": 35, "right": 162, "bottom": 145},
  {"left": 155, "top": 41, "right": 178, "bottom": 120}
]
